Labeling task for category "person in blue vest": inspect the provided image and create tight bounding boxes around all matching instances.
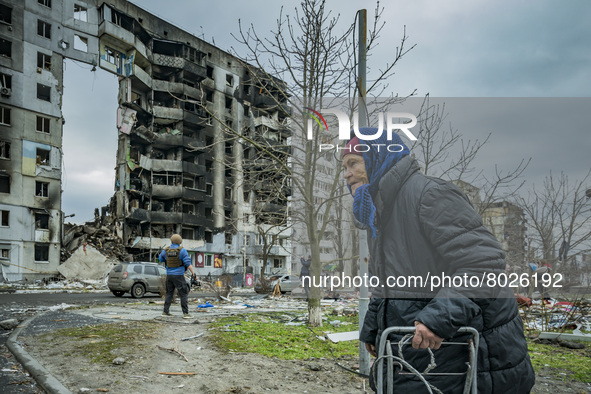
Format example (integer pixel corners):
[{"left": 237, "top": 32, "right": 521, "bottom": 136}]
[{"left": 159, "top": 234, "right": 197, "bottom": 318}]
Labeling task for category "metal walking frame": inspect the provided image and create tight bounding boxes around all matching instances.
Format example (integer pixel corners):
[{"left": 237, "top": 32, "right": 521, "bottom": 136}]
[{"left": 375, "top": 326, "right": 479, "bottom": 394}]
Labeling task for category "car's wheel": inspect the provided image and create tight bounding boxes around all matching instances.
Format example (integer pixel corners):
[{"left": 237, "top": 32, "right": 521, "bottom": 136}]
[
  {"left": 111, "top": 290, "right": 125, "bottom": 297},
  {"left": 131, "top": 283, "right": 146, "bottom": 298}
]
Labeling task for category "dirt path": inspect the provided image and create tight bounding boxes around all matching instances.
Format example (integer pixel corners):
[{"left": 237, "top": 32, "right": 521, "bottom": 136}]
[{"left": 22, "top": 321, "right": 367, "bottom": 394}]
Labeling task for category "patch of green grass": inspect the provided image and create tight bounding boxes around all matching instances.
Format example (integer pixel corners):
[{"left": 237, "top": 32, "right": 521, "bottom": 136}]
[
  {"left": 528, "top": 341, "right": 591, "bottom": 383},
  {"left": 49, "top": 321, "right": 159, "bottom": 364},
  {"left": 209, "top": 312, "right": 360, "bottom": 360}
]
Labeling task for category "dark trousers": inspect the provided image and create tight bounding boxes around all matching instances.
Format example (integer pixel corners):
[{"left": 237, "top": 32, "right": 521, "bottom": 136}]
[{"left": 163, "top": 275, "right": 189, "bottom": 314}]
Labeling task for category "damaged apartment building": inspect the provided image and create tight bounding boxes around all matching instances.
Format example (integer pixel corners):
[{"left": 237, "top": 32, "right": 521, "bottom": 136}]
[{"left": 0, "top": 0, "right": 291, "bottom": 281}]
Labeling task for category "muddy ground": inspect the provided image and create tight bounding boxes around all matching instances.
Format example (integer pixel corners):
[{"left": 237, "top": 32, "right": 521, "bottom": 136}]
[{"left": 19, "top": 319, "right": 591, "bottom": 394}]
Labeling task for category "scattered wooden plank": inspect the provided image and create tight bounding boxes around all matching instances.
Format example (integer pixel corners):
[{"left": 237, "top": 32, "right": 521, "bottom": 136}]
[{"left": 158, "top": 372, "right": 195, "bottom": 376}]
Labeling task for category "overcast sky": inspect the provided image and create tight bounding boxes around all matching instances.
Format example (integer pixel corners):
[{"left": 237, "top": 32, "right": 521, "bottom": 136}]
[{"left": 60, "top": 0, "right": 591, "bottom": 224}]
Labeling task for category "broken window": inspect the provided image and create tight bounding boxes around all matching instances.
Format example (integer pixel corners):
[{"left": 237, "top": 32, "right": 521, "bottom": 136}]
[
  {"left": 38, "top": 0, "right": 51, "bottom": 8},
  {"left": 0, "top": 106, "right": 9, "bottom": 125},
  {"left": 36, "top": 147, "right": 50, "bottom": 166},
  {"left": 1, "top": 210, "right": 8, "bottom": 226},
  {"left": 74, "top": 4, "right": 88, "bottom": 22},
  {"left": 184, "top": 46, "right": 202, "bottom": 64},
  {"left": 35, "top": 213, "right": 49, "bottom": 229},
  {"left": 37, "top": 20, "right": 51, "bottom": 39},
  {"left": 205, "top": 159, "right": 213, "bottom": 171},
  {"left": 182, "top": 228, "right": 194, "bottom": 240},
  {"left": 225, "top": 231, "right": 232, "bottom": 245},
  {"left": 105, "top": 46, "right": 121, "bottom": 68},
  {"left": 34, "top": 244, "right": 49, "bottom": 262},
  {"left": 0, "top": 174, "right": 9, "bottom": 193},
  {"left": 206, "top": 183, "right": 213, "bottom": 196},
  {"left": 36, "top": 116, "right": 50, "bottom": 133},
  {"left": 206, "top": 65, "right": 213, "bottom": 79},
  {"left": 74, "top": 35, "right": 88, "bottom": 52},
  {"left": 0, "top": 4, "right": 12, "bottom": 25},
  {"left": 0, "top": 140, "right": 10, "bottom": 159},
  {"left": 130, "top": 91, "right": 142, "bottom": 106},
  {"left": 35, "top": 181, "right": 49, "bottom": 197},
  {"left": 0, "top": 72, "right": 12, "bottom": 89},
  {"left": 182, "top": 175, "right": 195, "bottom": 189},
  {"left": 205, "top": 90, "right": 213, "bottom": 103},
  {"left": 226, "top": 74, "right": 233, "bottom": 87},
  {"left": 37, "top": 84, "right": 51, "bottom": 102},
  {"left": 0, "top": 38, "right": 11, "bottom": 58},
  {"left": 205, "top": 208, "right": 212, "bottom": 219},
  {"left": 225, "top": 96, "right": 232, "bottom": 110},
  {"left": 1, "top": 248, "right": 9, "bottom": 259},
  {"left": 37, "top": 52, "right": 51, "bottom": 71},
  {"left": 182, "top": 203, "right": 195, "bottom": 214}
]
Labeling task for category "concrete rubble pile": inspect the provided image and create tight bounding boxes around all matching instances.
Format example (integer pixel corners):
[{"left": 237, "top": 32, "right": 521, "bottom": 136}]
[{"left": 61, "top": 215, "right": 131, "bottom": 264}]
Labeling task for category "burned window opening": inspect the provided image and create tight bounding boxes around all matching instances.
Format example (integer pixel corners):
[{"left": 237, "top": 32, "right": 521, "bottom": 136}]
[
  {"left": 35, "top": 181, "right": 49, "bottom": 197},
  {"left": 1, "top": 72, "right": 12, "bottom": 89},
  {"left": 225, "top": 96, "right": 232, "bottom": 110},
  {"left": 153, "top": 40, "right": 182, "bottom": 57},
  {"left": 0, "top": 209, "right": 8, "bottom": 226},
  {"left": 226, "top": 74, "right": 233, "bottom": 87},
  {"left": 206, "top": 65, "right": 213, "bottom": 79},
  {"left": 34, "top": 244, "right": 49, "bottom": 262},
  {"left": 37, "top": 20, "right": 51, "bottom": 39},
  {"left": 35, "top": 213, "right": 49, "bottom": 229},
  {"left": 152, "top": 172, "right": 180, "bottom": 186},
  {"left": 206, "top": 183, "right": 213, "bottom": 196},
  {"left": 205, "top": 207, "right": 212, "bottom": 219},
  {"left": 0, "top": 106, "right": 9, "bottom": 125},
  {"left": 0, "top": 140, "right": 10, "bottom": 159},
  {"left": 0, "top": 174, "right": 9, "bottom": 193},
  {"left": 204, "top": 231, "right": 213, "bottom": 243},
  {"left": 182, "top": 203, "right": 195, "bottom": 214},
  {"left": 0, "top": 4, "right": 12, "bottom": 25},
  {"left": 36, "top": 148, "right": 50, "bottom": 166},
  {"left": 38, "top": 0, "right": 51, "bottom": 8},
  {"left": 0, "top": 39, "right": 11, "bottom": 58},
  {"left": 0, "top": 248, "right": 8, "bottom": 259},
  {"left": 37, "top": 84, "right": 51, "bottom": 102},
  {"left": 181, "top": 227, "right": 194, "bottom": 240},
  {"left": 37, "top": 52, "right": 52, "bottom": 71}
]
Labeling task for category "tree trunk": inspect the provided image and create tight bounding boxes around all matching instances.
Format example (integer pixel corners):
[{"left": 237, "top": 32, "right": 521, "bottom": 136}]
[{"left": 308, "top": 296, "right": 322, "bottom": 327}]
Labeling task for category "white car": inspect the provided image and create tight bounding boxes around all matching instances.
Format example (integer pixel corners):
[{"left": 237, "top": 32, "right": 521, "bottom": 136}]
[{"left": 271, "top": 275, "right": 301, "bottom": 293}]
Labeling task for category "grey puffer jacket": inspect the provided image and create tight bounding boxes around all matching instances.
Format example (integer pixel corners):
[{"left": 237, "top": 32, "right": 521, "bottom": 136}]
[{"left": 360, "top": 156, "right": 534, "bottom": 393}]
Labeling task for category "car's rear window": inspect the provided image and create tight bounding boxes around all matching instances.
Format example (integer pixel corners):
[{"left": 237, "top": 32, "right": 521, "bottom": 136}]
[{"left": 133, "top": 265, "right": 142, "bottom": 274}]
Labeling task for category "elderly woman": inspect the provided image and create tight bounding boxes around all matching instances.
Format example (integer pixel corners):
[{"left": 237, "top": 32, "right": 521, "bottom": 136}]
[{"left": 342, "top": 129, "right": 534, "bottom": 393}]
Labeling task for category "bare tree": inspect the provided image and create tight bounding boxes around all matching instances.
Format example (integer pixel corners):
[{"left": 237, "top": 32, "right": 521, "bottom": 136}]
[
  {"left": 516, "top": 170, "right": 591, "bottom": 282},
  {"left": 410, "top": 95, "right": 530, "bottom": 216},
  {"left": 233, "top": 0, "right": 414, "bottom": 326}
]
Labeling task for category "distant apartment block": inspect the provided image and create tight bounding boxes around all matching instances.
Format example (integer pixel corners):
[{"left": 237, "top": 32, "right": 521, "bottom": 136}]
[{"left": 0, "top": 0, "right": 290, "bottom": 281}]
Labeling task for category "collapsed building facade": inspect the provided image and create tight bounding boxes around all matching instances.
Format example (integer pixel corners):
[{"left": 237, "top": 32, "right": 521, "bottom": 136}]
[{"left": 0, "top": 0, "right": 291, "bottom": 281}]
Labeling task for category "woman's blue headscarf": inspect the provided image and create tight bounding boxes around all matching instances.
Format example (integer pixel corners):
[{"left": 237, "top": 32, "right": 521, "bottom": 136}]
[{"left": 348, "top": 128, "right": 410, "bottom": 238}]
